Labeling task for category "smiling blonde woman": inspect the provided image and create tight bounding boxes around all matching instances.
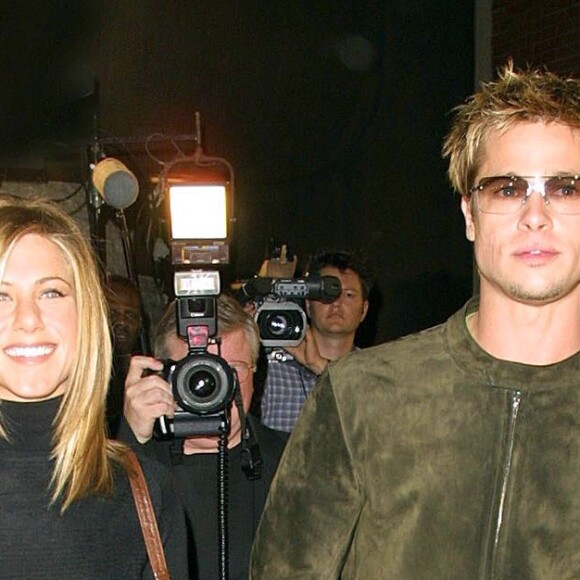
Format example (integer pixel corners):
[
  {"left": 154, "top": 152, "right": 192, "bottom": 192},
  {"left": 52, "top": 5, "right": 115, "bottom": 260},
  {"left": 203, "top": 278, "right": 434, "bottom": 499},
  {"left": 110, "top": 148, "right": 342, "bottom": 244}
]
[{"left": 0, "top": 194, "right": 188, "bottom": 579}]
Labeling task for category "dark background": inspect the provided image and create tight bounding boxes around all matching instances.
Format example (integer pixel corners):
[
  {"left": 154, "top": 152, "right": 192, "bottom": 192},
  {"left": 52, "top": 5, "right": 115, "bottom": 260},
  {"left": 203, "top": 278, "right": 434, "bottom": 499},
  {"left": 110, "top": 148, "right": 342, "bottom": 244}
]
[{"left": 0, "top": 1, "right": 476, "bottom": 344}]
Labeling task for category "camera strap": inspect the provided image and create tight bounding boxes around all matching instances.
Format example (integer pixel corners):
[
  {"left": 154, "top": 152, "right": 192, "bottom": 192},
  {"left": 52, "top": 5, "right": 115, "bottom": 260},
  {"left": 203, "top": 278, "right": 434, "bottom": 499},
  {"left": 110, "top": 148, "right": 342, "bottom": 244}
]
[
  {"left": 241, "top": 425, "right": 263, "bottom": 481},
  {"left": 235, "top": 391, "right": 263, "bottom": 481}
]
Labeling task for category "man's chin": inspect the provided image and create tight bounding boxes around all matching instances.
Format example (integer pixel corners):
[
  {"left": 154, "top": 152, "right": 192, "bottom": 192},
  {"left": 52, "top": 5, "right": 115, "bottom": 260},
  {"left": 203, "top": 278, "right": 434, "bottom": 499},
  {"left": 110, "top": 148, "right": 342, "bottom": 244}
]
[{"left": 320, "top": 323, "right": 353, "bottom": 335}]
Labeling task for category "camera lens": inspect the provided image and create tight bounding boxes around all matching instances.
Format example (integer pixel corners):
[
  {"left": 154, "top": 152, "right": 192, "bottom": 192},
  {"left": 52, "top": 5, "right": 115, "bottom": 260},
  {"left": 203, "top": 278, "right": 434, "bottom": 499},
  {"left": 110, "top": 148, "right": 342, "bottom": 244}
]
[
  {"left": 188, "top": 370, "right": 218, "bottom": 398},
  {"left": 255, "top": 301, "right": 307, "bottom": 347},
  {"left": 172, "top": 352, "right": 235, "bottom": 415},
  {"left": 258, "top": 309, "right": 302, "bottom": 340},
  {"left": 266, "top": 313, "right": 291, "bottom": 337}
]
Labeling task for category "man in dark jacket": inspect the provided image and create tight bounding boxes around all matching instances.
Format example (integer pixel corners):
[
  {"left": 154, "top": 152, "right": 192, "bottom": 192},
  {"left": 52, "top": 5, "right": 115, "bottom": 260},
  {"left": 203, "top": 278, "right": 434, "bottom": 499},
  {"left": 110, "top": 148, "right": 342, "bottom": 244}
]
[
  {"left": 121, "top": 294, "right": 286, "bottom": 580},
  {"left": 250, "top": 63, "right": 580, "bottom": 579},
  {"left": 105, "top": 273, "right": 144, "bottom": 436}
]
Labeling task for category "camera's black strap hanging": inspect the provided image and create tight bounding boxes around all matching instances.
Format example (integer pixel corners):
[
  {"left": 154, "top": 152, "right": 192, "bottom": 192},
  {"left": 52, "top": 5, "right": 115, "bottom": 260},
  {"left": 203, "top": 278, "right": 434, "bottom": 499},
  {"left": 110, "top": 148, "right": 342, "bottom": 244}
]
[
  {"left": 234, "top": 389, "right": 263, "bottom": 481},
  {"left": 241, "top": 425, "right": 263, "bottom": 481}
]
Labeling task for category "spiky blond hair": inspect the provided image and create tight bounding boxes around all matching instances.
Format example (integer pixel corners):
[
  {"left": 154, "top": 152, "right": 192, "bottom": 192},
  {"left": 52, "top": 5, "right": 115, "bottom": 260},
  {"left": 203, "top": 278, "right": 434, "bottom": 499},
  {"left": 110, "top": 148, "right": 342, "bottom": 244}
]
[{"left": 443, "top": 61, "right": 580, "bottom": 197}]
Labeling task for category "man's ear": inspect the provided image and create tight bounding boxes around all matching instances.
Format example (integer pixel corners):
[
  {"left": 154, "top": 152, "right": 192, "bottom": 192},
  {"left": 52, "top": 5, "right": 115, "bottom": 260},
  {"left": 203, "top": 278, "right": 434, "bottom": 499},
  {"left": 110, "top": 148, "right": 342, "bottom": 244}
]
[
  {"left": 360, "top": 300, "right": 369, "bottom": 323},
  {"left": 461, "top": 196, "right": 476, "bottom": 242}
]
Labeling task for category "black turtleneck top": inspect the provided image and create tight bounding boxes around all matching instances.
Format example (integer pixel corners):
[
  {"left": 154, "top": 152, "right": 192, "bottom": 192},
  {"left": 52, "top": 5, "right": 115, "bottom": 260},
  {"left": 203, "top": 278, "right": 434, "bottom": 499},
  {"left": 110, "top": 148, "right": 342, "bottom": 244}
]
[{"left": 0, "top": 397, "right": 188, "bottom": 579}]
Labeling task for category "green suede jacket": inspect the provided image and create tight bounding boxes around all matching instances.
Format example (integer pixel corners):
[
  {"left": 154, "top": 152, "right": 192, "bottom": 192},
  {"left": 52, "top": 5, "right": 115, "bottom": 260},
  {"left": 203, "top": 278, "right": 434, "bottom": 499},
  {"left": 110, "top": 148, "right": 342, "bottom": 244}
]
[{"left": 250, "top": 299, "right": 580, "bottom": 579}]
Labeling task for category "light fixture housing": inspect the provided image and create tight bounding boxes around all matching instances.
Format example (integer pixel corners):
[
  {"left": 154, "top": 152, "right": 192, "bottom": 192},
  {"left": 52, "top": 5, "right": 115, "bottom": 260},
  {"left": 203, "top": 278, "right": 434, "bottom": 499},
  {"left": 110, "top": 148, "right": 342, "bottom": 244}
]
[{"left": 159, "top": 112, "right": 235, "bottom": 267}]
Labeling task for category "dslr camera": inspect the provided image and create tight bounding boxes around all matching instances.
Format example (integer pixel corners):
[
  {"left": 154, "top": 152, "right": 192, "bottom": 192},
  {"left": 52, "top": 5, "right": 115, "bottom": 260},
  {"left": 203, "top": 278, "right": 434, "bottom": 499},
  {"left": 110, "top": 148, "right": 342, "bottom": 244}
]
[
  {"left": 155, "top": 270, "right": 237, "bottom": 439},
  {"left": 243, "top": 276, "right": 341, "bottom": 347}
]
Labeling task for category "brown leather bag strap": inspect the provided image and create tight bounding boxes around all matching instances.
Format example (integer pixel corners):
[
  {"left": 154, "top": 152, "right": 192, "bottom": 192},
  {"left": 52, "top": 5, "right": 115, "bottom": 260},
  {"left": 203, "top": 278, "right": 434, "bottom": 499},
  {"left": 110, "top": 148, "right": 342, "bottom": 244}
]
[{"left": 126, "top": 449, "right": 171, "bottom": 580}]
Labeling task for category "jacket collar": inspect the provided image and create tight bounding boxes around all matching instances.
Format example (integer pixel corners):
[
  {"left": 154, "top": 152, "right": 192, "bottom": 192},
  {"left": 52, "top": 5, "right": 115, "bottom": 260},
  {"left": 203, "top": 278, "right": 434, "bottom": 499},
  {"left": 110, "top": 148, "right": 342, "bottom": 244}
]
[{"left": 445, "top": 297, "right": 580, "bottom": 393}]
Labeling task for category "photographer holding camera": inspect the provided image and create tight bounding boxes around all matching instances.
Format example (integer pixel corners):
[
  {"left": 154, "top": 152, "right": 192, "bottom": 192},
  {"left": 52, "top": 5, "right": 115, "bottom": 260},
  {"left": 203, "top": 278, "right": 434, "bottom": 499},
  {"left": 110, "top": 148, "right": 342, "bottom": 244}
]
[
  {"left": 260, "top": 249, "right": 374, "bottom": 433},
  {"left": 120, "top": 294, "right": 286, "bottom": 580}
]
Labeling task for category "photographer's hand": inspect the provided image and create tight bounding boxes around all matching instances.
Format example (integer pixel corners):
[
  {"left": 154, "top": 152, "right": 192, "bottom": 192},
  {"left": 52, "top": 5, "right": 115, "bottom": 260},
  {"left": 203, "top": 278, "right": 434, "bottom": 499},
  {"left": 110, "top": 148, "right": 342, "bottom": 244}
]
[
  {"left": 285, "top": 327, "right": 329, "bottom": 376},
  {"left": 124, "top": 355, "right": 176, "bottom": 444}
]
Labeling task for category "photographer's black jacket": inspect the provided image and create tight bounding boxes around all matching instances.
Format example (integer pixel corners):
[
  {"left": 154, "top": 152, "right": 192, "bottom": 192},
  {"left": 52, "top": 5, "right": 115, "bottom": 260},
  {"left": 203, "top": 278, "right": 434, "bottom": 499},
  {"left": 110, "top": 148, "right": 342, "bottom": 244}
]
[{"left": 118, "top": 414, "right": 287, "bottom": 580}]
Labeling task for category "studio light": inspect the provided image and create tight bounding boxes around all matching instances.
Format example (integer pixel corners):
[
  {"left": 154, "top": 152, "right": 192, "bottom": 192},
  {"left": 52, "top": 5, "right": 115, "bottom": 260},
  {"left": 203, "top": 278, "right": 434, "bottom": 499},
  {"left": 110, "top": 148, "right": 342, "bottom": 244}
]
[
  {"left": 161, "top": 113, "right": 235, "bottom": 266},
  {"left": 168, "top": 184, "right": 227, "bottom": 241}
]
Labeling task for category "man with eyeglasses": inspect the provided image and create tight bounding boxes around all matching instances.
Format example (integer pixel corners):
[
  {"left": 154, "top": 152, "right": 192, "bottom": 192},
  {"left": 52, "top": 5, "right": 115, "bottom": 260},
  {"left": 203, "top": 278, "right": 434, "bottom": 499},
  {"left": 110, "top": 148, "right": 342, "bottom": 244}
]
[
  {"left": 250, "top": 63, "right": 580, "bottom": 579},
  {"left": 121, "top": 294, "right": 286, "bottom": 580}
]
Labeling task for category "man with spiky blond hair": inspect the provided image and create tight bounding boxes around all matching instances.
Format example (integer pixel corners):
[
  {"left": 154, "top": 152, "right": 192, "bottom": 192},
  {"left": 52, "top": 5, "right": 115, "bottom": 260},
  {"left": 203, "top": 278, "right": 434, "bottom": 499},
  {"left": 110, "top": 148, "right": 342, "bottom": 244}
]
[{"left": 250, "top": 63, "right": 580, "bottom": 579}]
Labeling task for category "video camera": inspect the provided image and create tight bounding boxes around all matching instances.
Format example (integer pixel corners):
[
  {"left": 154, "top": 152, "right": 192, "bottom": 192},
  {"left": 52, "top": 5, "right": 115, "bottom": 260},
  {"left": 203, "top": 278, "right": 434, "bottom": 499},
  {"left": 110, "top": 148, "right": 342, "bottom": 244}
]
[
  {"left": 242, "top": 275, "right": 342, "bottom": 347},
  {"left": 155, "top": 270, "right": 238, "bottom": 439}
]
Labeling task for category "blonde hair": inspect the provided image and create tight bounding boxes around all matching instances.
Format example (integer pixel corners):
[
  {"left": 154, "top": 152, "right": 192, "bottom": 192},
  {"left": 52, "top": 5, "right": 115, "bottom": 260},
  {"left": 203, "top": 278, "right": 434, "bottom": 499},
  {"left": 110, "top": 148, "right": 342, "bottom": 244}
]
[
  {"left": 0, "top": 194, "right": 128, "bottom": 511},
  {"left": 443, "top": 61, "right": 580, "bottom": 197}
]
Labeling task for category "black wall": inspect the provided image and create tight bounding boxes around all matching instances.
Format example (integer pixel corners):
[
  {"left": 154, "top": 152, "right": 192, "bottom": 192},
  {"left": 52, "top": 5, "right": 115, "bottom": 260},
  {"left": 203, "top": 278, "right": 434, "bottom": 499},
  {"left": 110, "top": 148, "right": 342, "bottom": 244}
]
[{"left": 1, "top": 0, "right": 475, "bottom": 343}]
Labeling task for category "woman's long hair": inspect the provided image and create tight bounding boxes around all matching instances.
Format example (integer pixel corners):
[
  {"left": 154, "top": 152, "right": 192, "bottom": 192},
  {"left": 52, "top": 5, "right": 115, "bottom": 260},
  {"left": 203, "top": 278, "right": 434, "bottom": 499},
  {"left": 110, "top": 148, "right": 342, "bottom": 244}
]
[{"left": 0, "top": 194, "right": 128, "bottom": 511}]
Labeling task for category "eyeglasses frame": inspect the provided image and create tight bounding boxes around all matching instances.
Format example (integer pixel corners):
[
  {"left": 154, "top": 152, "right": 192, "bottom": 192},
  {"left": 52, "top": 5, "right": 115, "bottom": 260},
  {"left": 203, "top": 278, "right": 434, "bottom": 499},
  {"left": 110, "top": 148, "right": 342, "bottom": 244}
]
[{"left": 468, "top": 174, "right": 580, "bottom": 215}]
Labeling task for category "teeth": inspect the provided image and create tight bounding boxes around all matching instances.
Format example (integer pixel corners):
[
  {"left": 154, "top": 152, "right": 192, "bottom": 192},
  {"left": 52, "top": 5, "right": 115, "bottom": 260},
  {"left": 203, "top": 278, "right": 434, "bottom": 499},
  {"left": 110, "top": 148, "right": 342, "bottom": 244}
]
[
  {"left": 529, "top": 250, "right": 541, "bottom": 255},
  {"left": 5, "top": 345, "right": 54, "bottom": 358}
]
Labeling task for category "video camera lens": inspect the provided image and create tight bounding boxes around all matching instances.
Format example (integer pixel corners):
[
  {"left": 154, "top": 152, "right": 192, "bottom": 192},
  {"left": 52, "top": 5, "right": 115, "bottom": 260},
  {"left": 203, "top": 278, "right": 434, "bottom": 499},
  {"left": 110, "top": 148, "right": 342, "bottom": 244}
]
[
  {"left": 255, "top": 301, "right": 307, "bottom": 347},
  {"left": 262, "top": 312, "right": 298, "bottom": 338}
]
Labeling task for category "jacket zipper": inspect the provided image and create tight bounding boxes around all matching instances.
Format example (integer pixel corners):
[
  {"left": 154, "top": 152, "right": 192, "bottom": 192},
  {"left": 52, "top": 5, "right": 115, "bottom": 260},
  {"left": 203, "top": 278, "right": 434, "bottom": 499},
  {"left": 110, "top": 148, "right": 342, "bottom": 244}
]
[{"left": 481, "top": 389, "right": 522, "bottom": 580}]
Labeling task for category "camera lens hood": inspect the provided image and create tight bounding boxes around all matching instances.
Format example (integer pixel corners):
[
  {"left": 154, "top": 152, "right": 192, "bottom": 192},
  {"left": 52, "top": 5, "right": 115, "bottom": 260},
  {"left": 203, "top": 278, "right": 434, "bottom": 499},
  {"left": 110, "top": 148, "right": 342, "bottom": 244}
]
[{"left": 171, "top": 352, "right": 236, "bottom": 415}]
